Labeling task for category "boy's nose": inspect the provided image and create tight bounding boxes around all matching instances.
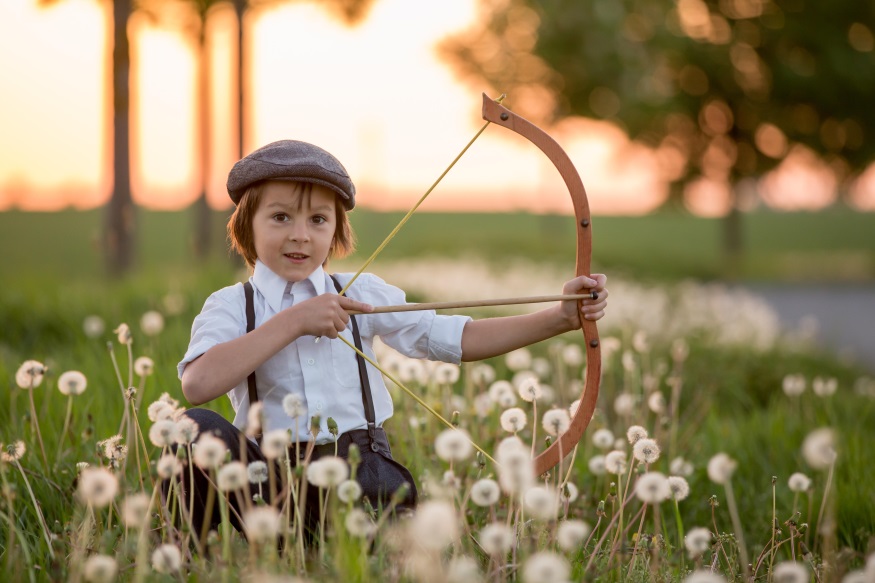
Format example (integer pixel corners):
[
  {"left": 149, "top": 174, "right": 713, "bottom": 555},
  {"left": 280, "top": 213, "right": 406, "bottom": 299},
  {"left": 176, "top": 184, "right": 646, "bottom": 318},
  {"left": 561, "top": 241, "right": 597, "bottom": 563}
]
[{"left": 289, "top": 225, "right": 310, "bottom": 242}]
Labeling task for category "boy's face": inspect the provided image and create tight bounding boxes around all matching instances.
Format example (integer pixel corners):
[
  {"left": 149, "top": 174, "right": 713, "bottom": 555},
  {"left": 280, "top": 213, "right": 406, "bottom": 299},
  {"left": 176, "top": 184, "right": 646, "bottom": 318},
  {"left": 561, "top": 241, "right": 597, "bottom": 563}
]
[{"left": 252, "top": 181, "right": 337, "bottom": 282}]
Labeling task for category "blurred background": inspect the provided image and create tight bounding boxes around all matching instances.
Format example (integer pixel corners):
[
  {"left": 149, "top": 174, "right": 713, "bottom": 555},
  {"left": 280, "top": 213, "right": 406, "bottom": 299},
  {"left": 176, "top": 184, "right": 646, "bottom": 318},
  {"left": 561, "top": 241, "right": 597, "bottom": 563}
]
[{"left": 1, "top": 0, "right": 873, "bottom": 369}]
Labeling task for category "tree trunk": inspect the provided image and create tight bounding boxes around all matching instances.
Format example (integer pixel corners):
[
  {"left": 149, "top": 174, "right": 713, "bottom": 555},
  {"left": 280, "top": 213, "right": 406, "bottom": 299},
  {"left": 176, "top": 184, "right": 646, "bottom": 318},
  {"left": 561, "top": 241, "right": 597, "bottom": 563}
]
[
  {"left": 106, "top": 0, "right": 135, "bottom": 276},
  {"left": 231, "top": 0, "right": 245, "bottom": 159},
  {"left": 193, "top": 23, "right": 211, "bottom": 260}
]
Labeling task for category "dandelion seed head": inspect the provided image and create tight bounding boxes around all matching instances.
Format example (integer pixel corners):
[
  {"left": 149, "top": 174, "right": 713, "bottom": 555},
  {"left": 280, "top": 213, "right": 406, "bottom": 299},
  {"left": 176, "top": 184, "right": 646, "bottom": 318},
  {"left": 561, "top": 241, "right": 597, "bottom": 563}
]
[
  {"left": 802, "top": 428, "right": 837, "bottom": 470},
  {"left": 668, "top": 476, "right": 691, "bottom": 500},
  {"left": 516, "top": 375, "right": 542, "bottom": 403},
  {"left": 684, "top": 527, "right": 713, "bottom": 557},
  {"left": 246, "top": 402, "right": 264, "bottom": 437},
  {"left": 498, "top": 448, "right": 534, "bottom": 494},
  {"left": 1, "top": 441, "right": 26, "bottom": 463},
  {"left": 261, "top": 429, "right": 290, "bottom": 460},
  {"left": 434, "top": 428, "right": 474, "bottom": 462},
  {"left": 707, "top": 453, "right": 737, "bottom": 484},
  {"left": 140, "top": 311, "right": 164, "bottom": 336},
  {"left": 398, "top": 358, "right": 427, "bottom": 384},
  {"left": 147, "top": 401, "right": 174, "bottom": 423},
  {"left": 78, "top": 467, "right": 119, "bottom": 508},
  {"left": 247, "top": 461, "right": 269, "bottom": 484},
  {"left": 622, "top": 350, "right": 637, "bottom": 372},
  {"left": 670, "top": 456, "right": 694, "bottom": 476},
  {"left": 174, "top": 416, "right": 199, "bottom": 445},
  {"left": 15, "top": 360, "right": 46, "bottom": 389},
  {"left": 542, "top": 409, "right": 571, "bottom": 436},
  {"left": 557, "top": 519, "right": 591, "bottom": 551},
  {"left": 193, "top": 433, "right": 227, "bottom": 469},
  {"left": 114, "top": 323, "right": 133, "bottom": 345},
  {"left": 522, "top": 551, "right": 570, "bottom": 583},
  {"left": 83, "top": 555, "right": 117, "bottom": 583},
  {"left": 217, "top": 461, "right": 248, "bottom": 491},
  {"left": 684, "top": 570, "right": 725, "bottom": 583},
  {"left": 345, "top": 507, "right": 377, "bottom": 537},
  {"left": 841, "top": 570, "right": 869, "bottom": 583},
  {"left": 505, "top": 348, "right": 532, "bottom": 371},
  {"left": 559, "top": 481, "right": 578, "bottom": 503},
  {"left": 532, "top": 357, "right": 552, "bottom": 379},
  {"left": 148, "top": 419, "right": 178, "bottom": 448},
  {"left": 157, "top": 453, "right": 182, "bottom": 479},
  {"left": 447, "top": 556, "right": 481, "bottom": 583},
  {"left": 588, "top": 454, "right": 606, "bottom": 475},
  {"left": 632, "top": 330, "right": 649, "bottom": 353},
  {"left": 151, "top": 544, "right": 181, "bottom": 574},
  {"left": 496, "top": 435, "right": 526, "bottom": 457},
  {"left": 562, "top": 343, "right": 584, "bottom": 367},
  {"left": 337, "top": 479, "right": 362, "bottom": 503},
  {"left": 474, "top": 393, "right": 494, "bottom": 418},
  {"left": 500, "top": 407, "right": 528, "bottom": 433},
  {"left": 471, "top": 363, "right": 496, "bottom": 385},
  {"left": 592, "top": 428, "right": 614, "bottom": 450},
  {"left": 635, "top": 471, "right": 671, "bottom": 504},
  {"left": 812, "top": 377, "right": 838, "bottom": 397},
  {"left": 647, "top": 391, "right": 666, "bottom": 414},
  {"left": 470, "top": 478, "right": 501, "bottom": 507},
  {"left": 627, "top": 425, "right": 648, "bottom": 445},
  {"left": 773, "top": 561, "right": 809, "bottom": 583},
  {"left": 57, "top": 370, "right": 87, "bottom": 396},
  {"left": 782, "top": 374, "right": 806, "bottom": 397},
  {"left": 478, "top": 523, "right": 514, "bottom": 555},
  {"left": 442, "top": 470, "right": 461, "bottom": 490},
  {"left": 488, "top": 380, "right": 515, "bottom": 405},
  {"left": 434, "top": 362, "right": 461, "bottom": 384},
  {"left": 243, "top": 506, "right": 281, "bottom": 544},
  {"left": 569, "top": 398, "right": 581, "bottom": 417},
  {"left": 865, "top": 553, "right": 875, "bottom": 580},
  {"left": 523, "top": 486, "right": 559, "bottom": 521},
  {"left": 281, "top": 393, "right": 306, "bottom": 420},
  {"left": 410, "top": 500, "right": 459, "bottom": 550},
  {"left": 788, "top": 472, "right": 812, "bottom": 492},
  {"left": 633, "top": 438, "right": 661, "bottom": 464},
  {"left": 306, "top": 456, "right": 349, "bottom": 488},
  {"left": 76, "top": 461, "right": 90, "bottom": 472},
  {"left": 121, "top": 493, "right": 150, "bottom": 528},
  {"left": 614, "top": 393, "right": 635, "bottom": 416},
  {"left": 605, "top": 450, "right": 627, "bottom": 475},
  {"left": 672, "top": 338, "right": 689, "bottom": 362},
  {"left": 83, "top": 315, "right": 106, "bottom": 339}
]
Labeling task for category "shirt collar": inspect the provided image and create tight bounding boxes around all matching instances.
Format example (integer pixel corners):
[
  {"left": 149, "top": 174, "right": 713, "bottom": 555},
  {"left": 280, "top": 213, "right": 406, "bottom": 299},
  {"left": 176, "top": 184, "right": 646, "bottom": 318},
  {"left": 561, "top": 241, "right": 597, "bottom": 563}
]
[{"left": 252, "top": 260, "right": 327, "bottom": 313}]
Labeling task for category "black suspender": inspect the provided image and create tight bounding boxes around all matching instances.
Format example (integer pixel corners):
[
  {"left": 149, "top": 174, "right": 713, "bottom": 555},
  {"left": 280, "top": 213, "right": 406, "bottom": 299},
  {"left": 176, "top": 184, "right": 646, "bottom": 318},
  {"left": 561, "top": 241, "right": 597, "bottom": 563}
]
[{"left": 242, "top": 277, "right": 378, "bottom": 450}]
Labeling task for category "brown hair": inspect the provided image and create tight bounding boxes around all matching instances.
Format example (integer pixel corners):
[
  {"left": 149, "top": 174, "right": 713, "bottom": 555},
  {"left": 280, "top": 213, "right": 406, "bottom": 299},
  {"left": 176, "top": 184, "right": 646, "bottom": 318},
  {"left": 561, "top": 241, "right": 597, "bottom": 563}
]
[{"left": 227, "top": 181, "right": 355, "bottom": 269}]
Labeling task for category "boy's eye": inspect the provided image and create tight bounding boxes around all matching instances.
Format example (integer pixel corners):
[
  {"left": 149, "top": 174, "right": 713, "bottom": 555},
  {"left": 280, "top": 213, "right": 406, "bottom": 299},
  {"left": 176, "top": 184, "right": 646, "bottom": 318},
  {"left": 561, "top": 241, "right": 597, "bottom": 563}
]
[
  {"left": 272, "top": 213, "right": 289, "bottom": 222},
  {"left": 311, "top": 215, "right": 327, "bottom": 224}
]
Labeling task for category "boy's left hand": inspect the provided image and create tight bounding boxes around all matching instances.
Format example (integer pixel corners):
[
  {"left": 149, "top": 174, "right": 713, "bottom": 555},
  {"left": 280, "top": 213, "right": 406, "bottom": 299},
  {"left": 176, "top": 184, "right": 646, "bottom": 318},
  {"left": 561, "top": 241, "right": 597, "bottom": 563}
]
[{"left": 561, "top": 274, "right": 608, "bottom": 328}]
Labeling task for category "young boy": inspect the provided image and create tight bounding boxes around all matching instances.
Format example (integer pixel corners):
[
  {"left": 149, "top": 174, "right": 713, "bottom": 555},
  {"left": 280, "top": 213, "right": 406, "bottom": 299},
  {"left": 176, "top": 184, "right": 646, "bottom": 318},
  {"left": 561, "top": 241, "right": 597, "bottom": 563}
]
[{"left": 177, "top": 139, "right": 608, "bottom": 536}]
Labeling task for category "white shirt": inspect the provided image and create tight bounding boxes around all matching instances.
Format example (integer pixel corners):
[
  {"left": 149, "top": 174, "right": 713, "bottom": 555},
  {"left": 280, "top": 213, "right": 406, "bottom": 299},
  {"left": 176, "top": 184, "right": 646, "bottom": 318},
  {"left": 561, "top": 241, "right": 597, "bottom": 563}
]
[{"left": 179, "top": 260, "right": 471, "bottom": 443}]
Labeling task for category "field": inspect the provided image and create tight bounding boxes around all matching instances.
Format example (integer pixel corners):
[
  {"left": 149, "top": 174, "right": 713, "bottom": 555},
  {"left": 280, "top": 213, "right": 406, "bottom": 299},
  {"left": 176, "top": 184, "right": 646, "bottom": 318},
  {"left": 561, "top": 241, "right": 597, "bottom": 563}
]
[{"left": 1, "top": 207, "right": 874, "bottom": 581}]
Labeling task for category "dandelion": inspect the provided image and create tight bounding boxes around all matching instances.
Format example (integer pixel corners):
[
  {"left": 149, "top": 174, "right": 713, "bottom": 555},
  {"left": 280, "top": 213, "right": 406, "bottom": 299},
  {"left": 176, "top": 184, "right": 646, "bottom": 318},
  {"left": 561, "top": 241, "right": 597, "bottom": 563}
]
[
  {"left": 247, "top": 461, "right": 269, "bottom": 484},
  {"left": 474, "top": 393, "right": 494, "bottom": 417},
  {"left": 802, "top": 427, "right": 837, "bottom": 470},
  {"left": 496, "top": 435, "right": 526, "bottom": 457},
  {"left": 684, "top": 571, "right": 725, "bottom": 583},
  {"left": 471, "top": 478, "right": 501, "bottom": 506},
  {"left": 442, "top": 470, "right": 462, "bottom": 490},
  {"left": 568, "top": 399, "right": 581, "bottom": 417},
  {"left": 435, "top": 428, "right": 474, "bottom": 462},
  {"left": 524, "top": 486, "right": 559, "bottom": 520},
  {"left": 559, "top": 482, "right": 579, "bottom": 505},
  {"left": 635, "top": 472, "right": 671, "bottom": 504},
  {"left": 77, "top": 467, "right": 119, "bottom": 508},
  {"left": 498, "top": 448, "right": 534, "bottom": 494},
  {"left": 148, "top": 419, "right": 178, "bottom": 447},
  {"left": 592, "top": 428, "right": 614, "bottom": 449},
  {"left": 337, "top": 479, "right": 362, "bottom": 503},
  {"left": 162, "top": 291, "right": 186, "bottom": 315},
  {"left": 147, "top": 401, "right": 174, "bottom": 422},
  {"left": 470, "top": 363, "right": 496, "bottom": 385},
  {"left": 627, "top": 425, "right": 648, "bottom": 445},
  {"left": 140, "top": 311, "right": 164, "bottom": 336},
  {"left": 97, "top": 435, "right": 126, "bottom": 462},
  {"left": 15, "top": 360, "right": 46, "bottom": 389},
  {"left": 282, "top": 393, "right": 306, "bottom": 419},
  {"left": 488, "top": 380, "right": 514, "bottom": 403},
  {"left": 83, "top": 555, "right": 117, "bottom": 583},
  {"left": 517, "top": 376, "right": 543, "bottom": 402},
  {"left": 83, "top": 315, "right": 106, "bottom": 339},
  {"left": 157, "top": 453, "right": 182, "bottom": 478},
  {"left": 668, "top": 476, "right": 690, "bottom": 501},
  {"left": 788, "top": 472, "right": 812, "bottom": 492},
  {"left": 562, "top": 343, "right": 584, "bottom": 367},
  {"left": 243, "top": 506, "right": 281, "bottom": 544},
  {"left": 260, "top": 429, "right": 290, "bottom": 460},
  {"left": 121, "top": 493, "right": 151, "bottom": 528},
  {"left": 773, "top": 561, "right": 809, "bottom": 583},
  {"left": 842, "top": 571, "right": 869, "bottom": 583},
  {"left": 398, "top": 358, "right": 428, "bottom": 384},
  {"left": 434, "top": 362, "right": 460, "bottom": 384},
  {"left": 605, "top": 451, "right": 627, "bottom": 475},
  {"left": 1, "top": 441, "right": 25, "bottom": 463},
  {"left": 114, "top": 323, "right": 132, "bottom": 345},
  {"left": 557, "top": 519, "right": 591, "bottom": 551},
  {"left": 670, "top": 456, "right": 694, "bottom": 476},
  {"left": 684, "top": 527, "right": 713, "bottom": 557},
  {"left": 345, "top": 508, "right": 377, "bottom": 537},
  {"left": 478, "top": 523, "right": 514, "bottom": 555},
  {"left": 500, "top": 408, "right": 527, "bottom": 433},
  {"left": 633, "top": 438, "right": 661, "bottom": 464},
  {"left": 588, "top": 455, "right": 606, "bottom": 475},
  {"left": 614, "top": 393, "right": 635, "bottom": 416},
  {"left": 217, "top": 461, "right": 247, "bottom": 491},
  {"left": 647, "top": 391, "right": 666, "bottom": 414},
  {"left": 532, "top": 357, "right": 551, "bottom": 379},
  {"left": 57, "top": 370, "right": 87, "bottom": 395},
  {"left": 522, "top": 551, "right": 570, "bottom": 583},
  {"left": 812, "top": 377, "right": 838, "bottom": 397},
  {"left": 672, "top": 338, "right": 689, "bottom": 362},
  {"left": 506, "top": 347, "right": 532, "bottom": 371},
  {"left": 622, "top": 351, "right": 637, "bottom": 372},
  {"left": 192, "top": 433, "right": 226, "bottom": 469},
  {"left": 151, "top": 543, "right": 182, "bottom": 574},
  {"left": 542, "top": 409, "right": 570, "bottom": 436},
  {"left": 174, "top": 416, "right": 199, "bottom": 445},
  {"left": 632, "top": 330, "right": 649, "bottom": 352},
  {"left": 447, "top": 556, "right": 480, "bottom": 583},
  {"left": 306, "top": 456, "right": 349, "bottom": 488},
  {"left": 134, "top": 356, "right": 154, "bottom": 377},
  {"left": 410, "top": 501, "right": 459, "bottom": 550},
  {"left": 246, "top": 401, "right": 264, "bottom": 437},
  {"left": 782, "top": 374, "right": 806, "bottom": 397},
  {"left": 707, "top": 453, "right": 737, "bottom": 484}
]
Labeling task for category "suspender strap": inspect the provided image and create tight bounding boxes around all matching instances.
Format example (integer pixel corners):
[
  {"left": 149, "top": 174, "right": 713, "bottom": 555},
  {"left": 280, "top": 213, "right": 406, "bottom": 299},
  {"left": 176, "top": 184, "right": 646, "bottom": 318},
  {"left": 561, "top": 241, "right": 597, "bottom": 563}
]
[
  {"left": 243, "top": 282, "right": 259, "bottom": 407},
  {"left": 330, "top": 275, "right": 379, "bottom": 450}
]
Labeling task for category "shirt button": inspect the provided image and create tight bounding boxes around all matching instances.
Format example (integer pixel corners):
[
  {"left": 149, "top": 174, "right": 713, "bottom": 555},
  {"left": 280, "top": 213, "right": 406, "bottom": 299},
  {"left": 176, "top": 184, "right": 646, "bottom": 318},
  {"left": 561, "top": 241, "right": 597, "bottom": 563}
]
[
  {"left": 307, "top": 358, "right": 315, "bottom": 365},
  {"left": 316, "top": 402, "right": 323, "bottom": 411}
]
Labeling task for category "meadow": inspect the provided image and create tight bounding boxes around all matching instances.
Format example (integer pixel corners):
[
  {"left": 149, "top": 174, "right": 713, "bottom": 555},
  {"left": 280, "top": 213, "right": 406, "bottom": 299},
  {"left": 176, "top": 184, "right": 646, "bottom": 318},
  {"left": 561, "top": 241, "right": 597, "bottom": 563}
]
[{"left": 1, "top": 207, "right": 874, "bottom": 582}]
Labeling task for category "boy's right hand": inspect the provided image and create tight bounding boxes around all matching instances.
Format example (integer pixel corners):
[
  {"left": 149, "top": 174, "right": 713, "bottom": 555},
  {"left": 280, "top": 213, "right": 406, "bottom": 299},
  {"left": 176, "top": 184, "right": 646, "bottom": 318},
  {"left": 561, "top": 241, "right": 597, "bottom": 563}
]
[{"left": 289, "top": 294, "right": 374, "bottom": 339}]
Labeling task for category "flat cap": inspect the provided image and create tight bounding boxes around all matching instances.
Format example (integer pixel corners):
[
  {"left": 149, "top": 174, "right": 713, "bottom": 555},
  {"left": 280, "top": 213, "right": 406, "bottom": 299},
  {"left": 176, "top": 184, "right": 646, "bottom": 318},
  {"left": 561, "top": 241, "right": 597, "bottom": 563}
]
[{"left": 227, "top": 140, "right": 355, "bottom": 209}]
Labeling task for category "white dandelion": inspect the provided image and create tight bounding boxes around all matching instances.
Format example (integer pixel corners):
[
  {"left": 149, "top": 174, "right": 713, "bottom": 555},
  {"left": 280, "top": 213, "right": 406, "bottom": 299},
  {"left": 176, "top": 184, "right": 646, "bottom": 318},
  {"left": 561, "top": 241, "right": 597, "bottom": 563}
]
[
  {"left": 542, "top": 409, "right": 571, "bottom": 436},
  {"left": 243, "top": 506, "right": 281, "bottom": 544},
  {"left": 788, "top": 472, "right": 812, "bottom": 492},
  {"left": 522, "top": 551, "right": 570, "bottom": 583},
  {"left": 57, "top": 370, "right": 87, "bottom": 396},
  {"left": 670, "top": 456, "right": 694, "bottom": 476},
  {"left": 77, "top": 467, "right": 119, "bottom": 508},
  {"left": 434, "top": 428, "right": 474, "bottom": 462},
  {"left": 260, "top": 429, "right": 290, "bottom": 460},
  {"left": 523, "top": 486, "right": 559, "bottom": 521},
  {"left": 672, "top": 338, "right": 689, "bottom": 362},
  {"left": 516, "top": 375, "right": 543, "bottom": 403},
  {"left": 498, "top": 448, "right": 535, "bottom": 495},
  {"left": 841, "top": 570, "right": 869, "bottom": 583},
  {"left": 15, "top": 360, "right": 46, "bottom": 389},
  {"left": 82, "top": 315, "right": 106, "bottom": 339},
  {"left": 148, "top": 419, "right": 178, "bottom": 448},
  {"left": 559, "top": 482, "right": 579, "bottom": 504},
  {"left": 635, "top": 472, "right": 671, "bottom": 504},
  {"left": 588, "top": 454, "right": 606, "bottom": 475},
  {"left": 114, "top": 323, "right": 133, "bottom": 345},
  {"left": 1, "top": 441, "right": 26, "bottom": 463},
  {"left": 151, "top": 544, "right": 181, "bottom": 574},
  {"left": 306, "top": 456, "right": 349, "bottom": 488},
  {"left": 434, "top": 362, "right": 461, "bottom": 384},
  {"left": 557, "top": 519, "right": 591, "bottom": 551},
  {"left": 447, "top": 556, "right": 481, "bottom": 583},
  {"left": 134, "top": 356, "right": 154, "bottom": 377},
  {"left": 668, "top": 476, "right": 691, "bottom": 501},
  {"left": 605, "top": 450, "right": 627, "bottom": 475},
  {"left": 500, "top": 407, "right": 528, "bottom": 433},
  {"left": 562, "top": 344, "right": 584, "bottom": 367},
  {"left": 478, "top": 523, "right": 515, "bottom": 555},
  {"left": 83, "top": 555, "right": 117, "bottom": 583},
  {"left": 812, "top": 377, "right": 838, "bottom": 397},
  {"left": 345, "top": 507, "right": 377, "bottom": 538},
  {"left": 505, "top": 348, "right": 532, "bottom": 371},
  {"left": 647, "top": 391, "right": 666, "bottom": 414},
  {"left": 782, "top": 374, "right": 806, "bottom": 397},
  {"left": 569, "top": 398, "right": 582, "bottom": 417},
  {"left": 707, "top": 453, "right": 737, "bottom": 484},
  {"left": 633, "top": 438, "right": 661, "bottom": 464},
  {"left": 773, "top": 561, "right": 809, "bottom": 583},
  {"left": 410, "top": 500, "right": 459, "bottom": 550},
  {"left": 532, "top": 357, "right": 552, "bottom": 379},
  {"left": 488, "top": 380, "right": 514, "bottom": 404},
  {"left": 282, "top": 393, "right": 307, "bottom": 419},
  {"left": 246, "top": 401, "right": 264, "bottom": 437},
  {"left": 174, "top": 416, "right": 199, "bottom": 445},
  {"left": 470, "top": 363, "right": 496, "bottom": 385},
  {"left": 192, "top": 433, "right": 227, "bottom": 469},
  {"left": 147, "top": 401, "right": 174, "bottom": 423},
  {"left": 684, "top": 527, "right": 713, "bottom": 557},
  {"left": 470, "top": 478, "right": 501, "bottom": 507},
  {"left": 614, "top": 393, "right": 635, "bottom": 416},
  {"left": 337, "top": 479, "right": 362, "bottom": 503},
  {"left": 622, "top": 351, "right": 637, "bottom": 372},
  {"left": 684, "top": 570, "right": 726, "bottom": 583},
  {"left": 247, "top": 461, "right": 269, "bottom": 484},
  {"left": 474, "top": 393, "right": 494, "bottom": 418},
  {"left": 802, "top": 427, "right": 837, "bottom": 470},
  {"left": 156, "top": 454, "right": 182, "bottom": 479},
  {"left": 592, "top": 428, "right": 614, "bottom": 450},
  {"left": 217, "top": 461, "right": 248, "bottom": 491},
  {"left": 140, "top": 311, "right": 164, "bottom": 336},
  {"left": 121, "top": 493, "right": 151, "bottom": 528},
  {"left": 627, "top": 425, "right": 648, "bottom": 445}
]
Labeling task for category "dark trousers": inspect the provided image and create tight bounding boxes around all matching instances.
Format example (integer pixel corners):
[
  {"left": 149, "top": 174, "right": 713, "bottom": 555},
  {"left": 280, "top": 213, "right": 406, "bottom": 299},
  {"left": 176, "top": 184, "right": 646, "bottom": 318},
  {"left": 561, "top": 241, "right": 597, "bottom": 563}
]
[{"left": 166, "top": 408, "right": 417, "bottom": 543}]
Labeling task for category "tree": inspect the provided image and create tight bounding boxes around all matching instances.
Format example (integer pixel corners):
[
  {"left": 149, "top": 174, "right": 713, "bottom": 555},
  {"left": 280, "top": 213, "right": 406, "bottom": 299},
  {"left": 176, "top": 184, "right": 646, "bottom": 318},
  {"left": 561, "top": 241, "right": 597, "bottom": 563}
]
[{"left": 440, "top": 0, "right": 875, "bottom": 271}]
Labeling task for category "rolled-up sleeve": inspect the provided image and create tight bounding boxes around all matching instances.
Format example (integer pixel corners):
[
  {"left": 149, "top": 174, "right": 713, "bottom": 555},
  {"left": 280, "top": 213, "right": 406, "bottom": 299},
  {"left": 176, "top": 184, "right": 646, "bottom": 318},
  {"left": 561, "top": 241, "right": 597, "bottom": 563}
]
[
  {"left": 357, "top": 274, "right": 471, "bottom": 364},
  {"left": 177, "top": 285, "right": 246, "bottom": 379}
]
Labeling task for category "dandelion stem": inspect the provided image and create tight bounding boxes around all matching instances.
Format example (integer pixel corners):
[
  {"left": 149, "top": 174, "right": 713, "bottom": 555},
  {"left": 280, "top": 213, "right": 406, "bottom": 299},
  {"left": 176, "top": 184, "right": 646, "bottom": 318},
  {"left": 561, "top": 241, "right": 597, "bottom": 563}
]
[
  {"left": 13, "top": 460, "right": 54, "bottom": 559},
  {"left": 26, "top": 389, "right": 49, "bottom": 471},
  {"left": 724, "top": 480, "right": 749, "bottom": 579},
  {"left": 55, "top": 394, "right": 74, "bottom": 465},
  {"left": 814, "top": 457, "right": 836, "bottom": 555},
  {"left": 0, "top": 508, "right": 36, "bottom": 583},
  {"left": 673, "top": 499, "right": 685, "bottom": 570}
]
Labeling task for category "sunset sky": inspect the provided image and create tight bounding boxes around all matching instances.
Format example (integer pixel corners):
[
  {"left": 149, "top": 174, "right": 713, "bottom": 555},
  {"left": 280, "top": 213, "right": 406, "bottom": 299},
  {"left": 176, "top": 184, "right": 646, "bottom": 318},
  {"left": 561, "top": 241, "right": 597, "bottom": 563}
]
[{"left": 1, "top": 0, "right": 872, "bottom": 215}]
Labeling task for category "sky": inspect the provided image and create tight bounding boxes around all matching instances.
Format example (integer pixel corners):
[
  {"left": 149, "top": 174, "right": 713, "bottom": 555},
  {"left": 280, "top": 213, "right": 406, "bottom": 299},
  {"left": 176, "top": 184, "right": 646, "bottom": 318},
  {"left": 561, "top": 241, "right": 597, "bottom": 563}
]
[{"left": 0, "top": 0, "right": 872, "bottom": 215}]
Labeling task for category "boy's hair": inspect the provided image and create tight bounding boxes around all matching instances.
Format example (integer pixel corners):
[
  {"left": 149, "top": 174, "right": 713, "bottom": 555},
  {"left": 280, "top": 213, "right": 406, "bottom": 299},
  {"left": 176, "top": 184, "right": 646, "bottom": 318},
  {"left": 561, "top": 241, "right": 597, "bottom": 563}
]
[{"left": 227, "top": 181, "right": 355, "bottom": 269}]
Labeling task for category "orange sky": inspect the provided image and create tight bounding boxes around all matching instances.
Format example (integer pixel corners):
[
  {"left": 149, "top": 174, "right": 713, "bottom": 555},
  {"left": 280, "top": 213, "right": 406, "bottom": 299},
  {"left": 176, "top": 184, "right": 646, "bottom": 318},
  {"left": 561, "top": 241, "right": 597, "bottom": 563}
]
[{"left": 0, "top": 0, "right": 873, "bottom": 214}]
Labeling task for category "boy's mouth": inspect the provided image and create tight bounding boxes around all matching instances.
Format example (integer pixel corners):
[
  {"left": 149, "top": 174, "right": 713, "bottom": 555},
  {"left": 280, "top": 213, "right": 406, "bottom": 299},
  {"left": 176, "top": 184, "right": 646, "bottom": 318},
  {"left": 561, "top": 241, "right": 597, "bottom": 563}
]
[{"left": 284, "top": 252, "right": 309, "bottom": 261}]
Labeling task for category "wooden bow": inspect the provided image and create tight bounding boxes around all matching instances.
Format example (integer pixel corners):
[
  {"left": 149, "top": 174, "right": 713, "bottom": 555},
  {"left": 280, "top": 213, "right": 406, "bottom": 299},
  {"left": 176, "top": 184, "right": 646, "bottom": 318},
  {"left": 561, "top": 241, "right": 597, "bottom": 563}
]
[{"left": 480, "top": 94, "right": 601, "bottom": 475}]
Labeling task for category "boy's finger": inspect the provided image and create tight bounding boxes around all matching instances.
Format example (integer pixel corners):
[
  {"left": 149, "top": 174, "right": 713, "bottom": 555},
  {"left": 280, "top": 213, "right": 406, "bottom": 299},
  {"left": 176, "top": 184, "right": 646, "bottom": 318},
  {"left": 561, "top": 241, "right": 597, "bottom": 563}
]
[{"left": 338, "top": 296, "right": 374, "bottom": 313}]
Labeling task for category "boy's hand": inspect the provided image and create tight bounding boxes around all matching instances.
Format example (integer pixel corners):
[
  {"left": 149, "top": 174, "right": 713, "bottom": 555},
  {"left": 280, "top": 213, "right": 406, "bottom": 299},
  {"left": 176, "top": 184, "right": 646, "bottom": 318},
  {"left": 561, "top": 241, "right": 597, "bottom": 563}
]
[
  {"left": 561, "top": 274, "right": 608, "bottom": 329},
  {"left": 289, "top": 294, "right": 374, "bottom": 339}
]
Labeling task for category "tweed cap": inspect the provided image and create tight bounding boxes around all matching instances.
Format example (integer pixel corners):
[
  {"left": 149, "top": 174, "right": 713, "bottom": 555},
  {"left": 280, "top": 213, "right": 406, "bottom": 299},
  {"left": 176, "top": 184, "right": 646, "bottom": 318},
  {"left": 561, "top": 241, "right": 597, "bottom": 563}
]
[{"left": 227, "top": 140, "right": 355, "bottom": 209}]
